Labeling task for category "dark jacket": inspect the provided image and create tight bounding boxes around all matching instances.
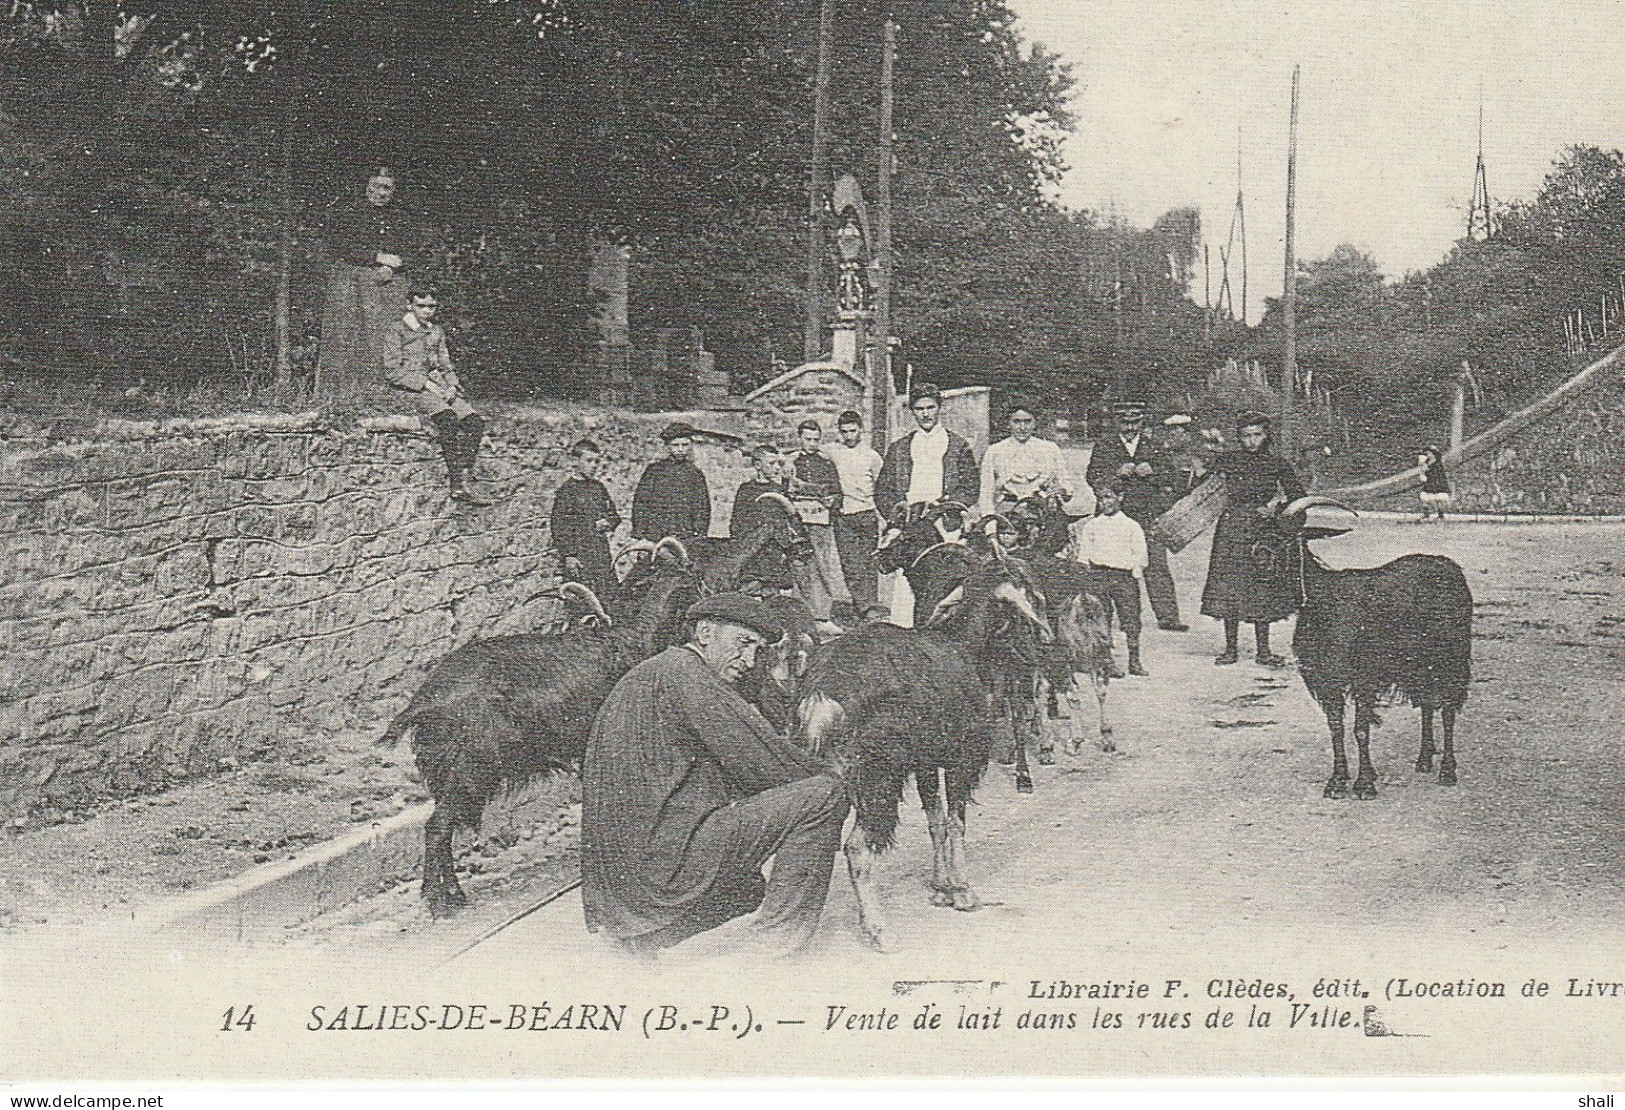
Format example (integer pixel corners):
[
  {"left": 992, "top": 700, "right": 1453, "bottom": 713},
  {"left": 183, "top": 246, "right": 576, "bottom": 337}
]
[
  {"left": 581, "top": 646, "right": 824, "bottom": 940},
  {"left": 875, "top": 429, "right": 980, "bottom": 524},
  {"left": 550, "top": 477, "right": 620, "bottom": 594},
  {"left": 631, "top": 457, "right": 712, "bottom": 542},
  {"left": 323, "top": 200, "right": 411, "bottom": 272},
  {"left": 791, "top": 451, "right": 843, "bottom": 521},
  {"left": 1086, "top": 433, "right": 1174, "bottom": 523},
  {"left": 729, "top": 478, "right": 786, "bottom": 540}
]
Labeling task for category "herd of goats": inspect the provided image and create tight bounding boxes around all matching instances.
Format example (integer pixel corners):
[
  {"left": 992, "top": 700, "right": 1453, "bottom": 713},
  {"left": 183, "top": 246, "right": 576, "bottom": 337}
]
[{"left": 380, "top": 487, "right": 1474, "bottom": 949}]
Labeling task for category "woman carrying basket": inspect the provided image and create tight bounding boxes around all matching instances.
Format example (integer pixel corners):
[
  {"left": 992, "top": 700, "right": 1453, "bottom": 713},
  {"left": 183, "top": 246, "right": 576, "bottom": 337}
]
[{"left": 1199, "top": 412, "right": 1307, "bottom": 667}]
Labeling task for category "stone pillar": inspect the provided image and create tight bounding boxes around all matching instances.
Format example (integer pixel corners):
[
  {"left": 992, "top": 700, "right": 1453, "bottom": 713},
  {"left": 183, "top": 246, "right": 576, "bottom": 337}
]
[{"left": 589, "top": 241, "right": 634, "bottom": 405}]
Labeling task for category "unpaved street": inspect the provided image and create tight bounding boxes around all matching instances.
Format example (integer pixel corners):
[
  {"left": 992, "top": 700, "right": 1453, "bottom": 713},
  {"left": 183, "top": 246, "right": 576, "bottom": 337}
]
[{"left": 298, "top": 519, "right": 1625, "bottom": 971}]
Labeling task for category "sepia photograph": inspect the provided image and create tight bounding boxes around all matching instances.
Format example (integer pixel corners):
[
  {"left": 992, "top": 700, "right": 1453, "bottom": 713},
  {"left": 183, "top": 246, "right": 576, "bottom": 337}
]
[{"left": 2, "top": 0, "right": 1624, "bottom": 1095}]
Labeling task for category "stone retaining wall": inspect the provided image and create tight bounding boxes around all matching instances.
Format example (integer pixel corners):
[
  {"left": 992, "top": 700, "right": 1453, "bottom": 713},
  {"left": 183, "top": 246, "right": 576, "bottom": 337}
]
[{"left": 0, "top": 407, "right": 751, "bottom": 821}]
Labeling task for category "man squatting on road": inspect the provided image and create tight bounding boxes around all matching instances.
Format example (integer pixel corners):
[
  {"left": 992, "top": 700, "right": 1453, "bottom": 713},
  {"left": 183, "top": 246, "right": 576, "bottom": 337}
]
[
  {"left": 581, "top": 592, "right": 848, "bottom": 959},
  {"left": 381, "top": 287, "right": 494, "bottom": 505}
]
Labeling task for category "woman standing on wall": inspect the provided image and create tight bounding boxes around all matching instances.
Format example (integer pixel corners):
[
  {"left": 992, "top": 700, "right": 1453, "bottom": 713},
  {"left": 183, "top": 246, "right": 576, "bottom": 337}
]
[
  {"left": 316, "top": 166, "right": 413, "bottom": 399},
  {"left": 1199, "top": 412, "right": 1307, "bottom": 667}
]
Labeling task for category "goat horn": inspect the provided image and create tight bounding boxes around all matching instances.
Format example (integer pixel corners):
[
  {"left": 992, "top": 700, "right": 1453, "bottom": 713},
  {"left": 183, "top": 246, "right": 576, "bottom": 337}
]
[
  {"left": 652, "top": 536, "right": 691, "bottom": 565},
  {"left": 557, "top": 581, "right": 612, "bottom": 627},
  {"left": 754, "top": 491, "right": 798, "bottom": 514},
  {"left": 1282, "top": 495, "right": 1357, "bottom": 517}
]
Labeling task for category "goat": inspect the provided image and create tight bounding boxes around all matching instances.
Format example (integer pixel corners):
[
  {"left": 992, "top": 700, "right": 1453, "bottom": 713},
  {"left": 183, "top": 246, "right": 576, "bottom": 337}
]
[
  {"left": 1008, "top": 550, "right": 1117, "bottom": 759},
  {"left": 1283, "top": 496, "right": 1473, "bottom": 800},
  {"left": 380, "top": 564, "right": 701, "bottom": 916},
  {"left": 794, "top": 563, "right": 1053, "bottom": 951}
]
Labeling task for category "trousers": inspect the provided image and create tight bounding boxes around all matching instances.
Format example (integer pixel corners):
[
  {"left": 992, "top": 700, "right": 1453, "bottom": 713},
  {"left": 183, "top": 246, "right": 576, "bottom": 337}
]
[
  {"left": 652, "top": 774, "right": 849, "bottom": 959},
  {"left": 791, "top": 525, "right": 850, "bottom": 621},
  {"left": 427, "top": 410, "right": 485, "bottom": 488},
  {"left": 1081, "top": 565, "right": 1143, "bottom": 638},
  {"left": 832, "top": 510, "right": 880, "bottom": 614}
]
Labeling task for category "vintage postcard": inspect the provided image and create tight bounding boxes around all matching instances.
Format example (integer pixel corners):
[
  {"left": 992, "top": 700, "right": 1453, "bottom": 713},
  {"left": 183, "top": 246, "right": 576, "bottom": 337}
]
[{"left": 3, "top": 0, "right": 1624, "bottom": 1092}]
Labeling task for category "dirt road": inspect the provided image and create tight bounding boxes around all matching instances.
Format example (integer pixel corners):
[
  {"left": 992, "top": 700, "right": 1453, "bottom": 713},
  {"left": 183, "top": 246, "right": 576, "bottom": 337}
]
[{"left": 283, "top": 518, "right": 1625, "bottom": 972}]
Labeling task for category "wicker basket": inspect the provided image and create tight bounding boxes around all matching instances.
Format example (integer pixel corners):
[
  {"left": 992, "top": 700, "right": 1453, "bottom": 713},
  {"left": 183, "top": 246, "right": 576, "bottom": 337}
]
[{"left": 1148, "top": 473, "right": 1228, "bottom": 552}]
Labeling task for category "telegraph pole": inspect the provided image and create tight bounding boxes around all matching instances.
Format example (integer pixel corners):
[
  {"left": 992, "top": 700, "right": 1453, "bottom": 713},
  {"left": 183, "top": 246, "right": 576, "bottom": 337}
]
[
  {"left": 1279, "top": 64, "right": 1301, "bottom": 455},
  {"left": 803, "top": 0, "right": 836, "bottom": 362},
  {"left": 871, "top": 5, "right": 896, "bottom": 448}
]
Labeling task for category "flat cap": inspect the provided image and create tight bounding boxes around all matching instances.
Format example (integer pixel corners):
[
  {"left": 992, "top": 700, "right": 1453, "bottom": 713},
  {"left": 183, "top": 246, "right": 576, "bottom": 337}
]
[
  {"left": 661, "top": 421, "right": 699, "bottom": 442},
  {"left": 1110, "top": 400, "right": 1146, "bottom": 417},
  {"left": 1163, "top": 413, "right": 1193, "bottom": 427},
  {"left": 686, "top": 592, "right": 785, "bottom": 641},
  {"left": 1236, "top": 410, "right": 1272, "bottom": 430}
]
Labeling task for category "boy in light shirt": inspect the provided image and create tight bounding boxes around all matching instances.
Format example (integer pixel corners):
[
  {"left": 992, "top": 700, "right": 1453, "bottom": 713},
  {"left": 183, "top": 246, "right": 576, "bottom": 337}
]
[{"left": 1070, "top": 482, "right": 1149, "bottom": 677}]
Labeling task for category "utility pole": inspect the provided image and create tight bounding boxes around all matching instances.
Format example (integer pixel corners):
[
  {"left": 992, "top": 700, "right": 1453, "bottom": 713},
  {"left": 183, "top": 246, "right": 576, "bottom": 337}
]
[
  {"left": 1279, "top": 64, "right": 1301, "bottom": 456},
  {"left": 871, "top": 5, "right": 896, "bottom": 449},
  {"left": 274, "top": 89, "right": 294, "bottom": 392},
  {"left": 803, "top": 0, "right": 836, "bottom": 363}
]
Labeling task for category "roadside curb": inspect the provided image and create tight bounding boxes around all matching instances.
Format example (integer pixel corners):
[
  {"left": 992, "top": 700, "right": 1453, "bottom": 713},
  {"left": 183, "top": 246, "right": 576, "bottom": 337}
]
[
  {"left": 138, "top": 778, "right": 575, "bottom": 940},
  {"left": 1350, "top": 510, "right": 1625, "bottom": 524}
]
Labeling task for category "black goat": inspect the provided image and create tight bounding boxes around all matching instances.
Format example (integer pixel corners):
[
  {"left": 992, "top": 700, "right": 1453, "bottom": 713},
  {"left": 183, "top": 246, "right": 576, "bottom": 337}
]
[
  {"left": 794, "top": 563, "right": 1052, "bottom": 951},
  {"left": 381, "top": 565, "right": 701, "bottom": 916},
  {"left": 1007, "top": 551, "right": 1117, "bottom": 758},
  {"left": 1285, "top": 496, "right": 1473, "bottom": 800}
]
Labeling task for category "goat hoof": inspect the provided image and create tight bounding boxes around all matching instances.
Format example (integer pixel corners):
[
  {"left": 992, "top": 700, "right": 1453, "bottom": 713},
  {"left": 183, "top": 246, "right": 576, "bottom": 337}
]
[
  {"left": 1099, "top": 736, "right": 1117, "bottom": 754},
  {"left": 1016, "top": 779, "right": 1034, "bottom": 795},
  {"left": 1037, "top": 748, "right": 1055, "bottom": 766},
  {"left": 1354, "top": 781, "right": 1378, "bottom": 800},
  {"left": 952, "top": 889, "right": 982, "bottom": 912},
  {"left": 1323, "top": 779, "right": 1350, "bottom": 799},
  {"left": 1438, "top": 768, "right": 1458, "bottom": 787}
]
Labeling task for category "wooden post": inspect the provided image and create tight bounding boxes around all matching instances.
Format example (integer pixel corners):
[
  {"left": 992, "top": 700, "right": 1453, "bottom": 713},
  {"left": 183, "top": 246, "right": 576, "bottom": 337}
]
[
  {"left": 871, "top": 5, "right": 896, "bottom": 450},
  {"left": 1279, "top": 64, "right": 1301, "bottom": 455},
  {"left": 803, "top": 0, "right": 836, "bottom": 363}
]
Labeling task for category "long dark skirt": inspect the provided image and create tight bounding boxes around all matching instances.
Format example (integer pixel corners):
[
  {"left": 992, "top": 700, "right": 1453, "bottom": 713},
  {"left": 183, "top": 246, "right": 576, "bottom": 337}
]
[
  {"left": 316, "top": 263, "right": 407, "bottom": 398},
  {"left": 1199, "top": 506, "right": 1299, "bottom": 622}
]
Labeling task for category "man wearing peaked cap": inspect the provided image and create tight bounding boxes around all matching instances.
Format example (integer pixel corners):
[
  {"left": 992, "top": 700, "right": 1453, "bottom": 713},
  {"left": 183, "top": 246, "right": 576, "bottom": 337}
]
[
  {"left": 685, "top": 592, "right": 786, "bottom": 644},
  {"left": 631, "top": 421, "right": 713, "bottom": 542},
  {"left": 582, "top": 587, "right": 847, "bottom": 960},
  {"left": 1086, "top": 398, "right": 1188, "bottom": 632}
]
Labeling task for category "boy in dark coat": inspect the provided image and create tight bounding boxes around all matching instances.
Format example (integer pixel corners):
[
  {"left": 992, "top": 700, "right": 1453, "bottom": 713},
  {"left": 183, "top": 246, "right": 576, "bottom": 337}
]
[
  {"left": 550, "top": 438, "right": 621, "bottom": 597},
  {"left": 631, "top": 422, "right": 712, "bottom": 542}
]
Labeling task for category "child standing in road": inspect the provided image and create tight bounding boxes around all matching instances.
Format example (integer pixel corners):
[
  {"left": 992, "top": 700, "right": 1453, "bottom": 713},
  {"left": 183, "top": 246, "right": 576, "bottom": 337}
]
[{"left": 1071, "top": 482, "right": 1150, "bottom": 677}]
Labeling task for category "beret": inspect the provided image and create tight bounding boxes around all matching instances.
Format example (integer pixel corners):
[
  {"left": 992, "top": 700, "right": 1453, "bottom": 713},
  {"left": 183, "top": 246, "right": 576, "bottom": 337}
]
[
  {"left": 686, "top": 592, "right": 785, "bottom": 641},
  {"left": 661, "top": 421, "right": 699, "bottom": 442}
]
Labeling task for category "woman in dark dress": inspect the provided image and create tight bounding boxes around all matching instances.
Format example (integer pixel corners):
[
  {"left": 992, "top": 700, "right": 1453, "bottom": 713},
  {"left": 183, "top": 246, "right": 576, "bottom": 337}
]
[
  {"left": 316, "top": 167, "right": 413, "bottom": 398},
  {"left": 1199, "top": 412, "right": 1306, "bottom": 667}
]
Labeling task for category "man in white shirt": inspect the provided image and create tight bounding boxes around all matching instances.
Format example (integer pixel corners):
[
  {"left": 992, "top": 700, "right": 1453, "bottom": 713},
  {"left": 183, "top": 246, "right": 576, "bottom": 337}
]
[
  {"left": 824, "top": 409, "right": 886, "bottom": 619},
  {"left": 980, "top": 401, "right": 1070, "bottom": 516},
  {"left": 1071, "top": 483, "right": 1149, "bottom": 677}
]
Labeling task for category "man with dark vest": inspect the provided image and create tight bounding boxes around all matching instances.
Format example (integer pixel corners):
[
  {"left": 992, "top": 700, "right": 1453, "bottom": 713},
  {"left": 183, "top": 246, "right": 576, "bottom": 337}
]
[
  {"left": 631, "top": 422, "right": 713, "bottom": 543},
  {"left": 1085, "top": 400, "right": 1188, "bottom": 631},
  {"left": 875, "top": 382, "right": 980, "bottom": 525}
]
